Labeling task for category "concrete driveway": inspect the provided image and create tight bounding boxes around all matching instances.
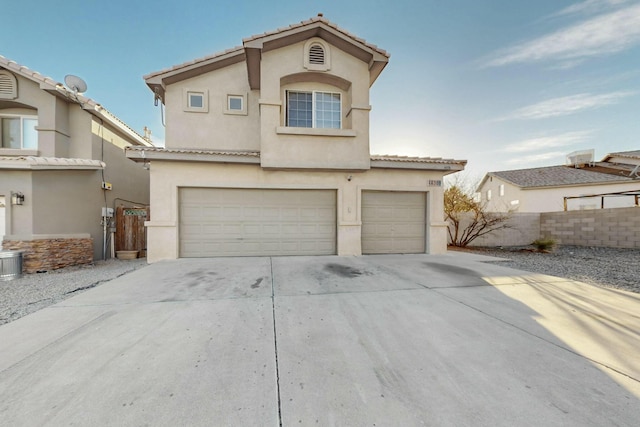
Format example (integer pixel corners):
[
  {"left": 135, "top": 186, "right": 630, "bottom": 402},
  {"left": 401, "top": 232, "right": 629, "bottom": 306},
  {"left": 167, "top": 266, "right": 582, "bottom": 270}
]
[{"left": 1, "top": 253, "right": 639, "bottom": 426}]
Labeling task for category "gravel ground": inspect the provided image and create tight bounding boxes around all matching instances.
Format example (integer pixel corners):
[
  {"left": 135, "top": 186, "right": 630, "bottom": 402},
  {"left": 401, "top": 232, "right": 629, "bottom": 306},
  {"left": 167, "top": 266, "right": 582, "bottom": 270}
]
[
  {"left": 0, "top": 258, "right": 147, "bottom": 326},
  {"left": 1, "top": 246, "right": 638, "bottom": 326},
  {"left": 456, "top": 245, "right": 639, "bottom": 294}
]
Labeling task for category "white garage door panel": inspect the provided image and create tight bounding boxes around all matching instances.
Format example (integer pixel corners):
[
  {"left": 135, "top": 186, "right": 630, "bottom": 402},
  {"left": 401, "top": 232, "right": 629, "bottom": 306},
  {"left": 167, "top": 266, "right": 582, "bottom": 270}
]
[
  {"left": 362, "top": 191, "right": 426, "bottom": 254},
  {"left": 180, "top": 188, "right": 336, "bottom": 257}
]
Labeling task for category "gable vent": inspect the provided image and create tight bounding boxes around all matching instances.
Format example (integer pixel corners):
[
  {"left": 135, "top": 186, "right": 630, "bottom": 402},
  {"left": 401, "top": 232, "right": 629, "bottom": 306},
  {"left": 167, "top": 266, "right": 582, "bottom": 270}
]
[
  {"left": 0, "top": 71, "right": 17, "bottom": 99},
  {"left": 309, "top": 44, "right": 325, "bottom": 65}
]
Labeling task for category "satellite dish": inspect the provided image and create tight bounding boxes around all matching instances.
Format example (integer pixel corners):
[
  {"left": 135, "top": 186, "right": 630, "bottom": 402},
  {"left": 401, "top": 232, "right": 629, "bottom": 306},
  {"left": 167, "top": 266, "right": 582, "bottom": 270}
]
[{"left": 64, "top": 74, "right": 88, "bottom": 94}]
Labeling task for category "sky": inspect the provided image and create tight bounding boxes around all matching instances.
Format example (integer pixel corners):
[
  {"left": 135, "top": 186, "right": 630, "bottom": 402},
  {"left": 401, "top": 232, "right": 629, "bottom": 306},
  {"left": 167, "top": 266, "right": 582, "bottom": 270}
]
[{"left": 2, "top": 0, "right": 639, "bottom": 180}]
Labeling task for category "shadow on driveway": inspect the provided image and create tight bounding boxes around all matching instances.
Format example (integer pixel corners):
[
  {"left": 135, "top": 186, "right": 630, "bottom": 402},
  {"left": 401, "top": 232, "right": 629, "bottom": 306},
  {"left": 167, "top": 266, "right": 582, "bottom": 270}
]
[{"left": 0, "top": 253, "right": 638, "bottom": 426}]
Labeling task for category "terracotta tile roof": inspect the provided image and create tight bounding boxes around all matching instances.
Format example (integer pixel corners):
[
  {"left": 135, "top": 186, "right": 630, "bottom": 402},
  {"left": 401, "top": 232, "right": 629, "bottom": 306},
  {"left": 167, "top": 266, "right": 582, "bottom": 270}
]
[
  {"left": 0, "top": 156, "right": 105, "bottom": 170},
  {"left": 371, "top": 154, "right": 467, "bottom": 165},
  {"left": 125, "top": 146, "right": 260, "bottom": 158},
  {"left": 143, "top": 46, "right": 245, "bottom": 80},
  {"left": 491, "top": 165, "right": 635, "bottom": 188},
  {"left": 126, "top": 148, "right": 466, "bottom": 171},
  {"left": 242, "top": 15, "right": 389, "bottom": 58},
  {"left": 144, "top": 15, "right": 389, "bottom": 82},
  {"left": 130, "top": 149, "right": 454, "bottom": 164},
  {"left": 0, "top": 55, "right": 151, "bottom": 147}
]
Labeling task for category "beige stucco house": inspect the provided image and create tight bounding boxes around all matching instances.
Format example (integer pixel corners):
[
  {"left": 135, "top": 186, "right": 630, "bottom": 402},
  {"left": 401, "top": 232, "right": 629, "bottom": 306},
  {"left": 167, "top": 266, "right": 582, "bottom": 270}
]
[
  {"left": 0, "top": 55, "right": 152, "bottom": 272},
  {"left": 126, "top": 16, "right": 466, "bottom": 262},
  {"left": 477, "top": 150, "right": 640, "bottom": 213}
]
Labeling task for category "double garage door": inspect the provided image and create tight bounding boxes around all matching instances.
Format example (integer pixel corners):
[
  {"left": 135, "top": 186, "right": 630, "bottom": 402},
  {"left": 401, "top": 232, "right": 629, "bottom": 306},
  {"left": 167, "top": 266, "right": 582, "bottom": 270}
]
[
  {"left": 180, "top": 188, "right": 336, "bottom": 257},
  {"left": 179, "top": 188, "right": 426, "bottom": 257}
]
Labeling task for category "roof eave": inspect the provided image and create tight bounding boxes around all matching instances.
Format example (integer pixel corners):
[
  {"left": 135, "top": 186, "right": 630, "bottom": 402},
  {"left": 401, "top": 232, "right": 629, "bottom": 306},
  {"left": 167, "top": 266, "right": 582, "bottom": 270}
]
[
  {"left": 370, "top": 159, "right": 465, "bottom": 172},
  {"left": 125, "top": 147, "right": 260, "bottom": 164},
  {"left": 520, "top": 180, "right": 637, "bottom": 190},
  {"left": 369, "top": 60, "right": 388, "bottom": 86},
  {"left": 0, "top": 159, "right": 106, "bottom": 171},
  {"left": 144, "top": 48, "right": 246, "bottom": 100}
]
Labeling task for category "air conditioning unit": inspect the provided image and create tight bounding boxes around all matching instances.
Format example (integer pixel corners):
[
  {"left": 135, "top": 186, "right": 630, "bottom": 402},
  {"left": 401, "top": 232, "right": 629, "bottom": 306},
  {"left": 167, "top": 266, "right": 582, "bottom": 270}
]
[{"left": 566, "top": 149, "right": 595, "bottom": 168}]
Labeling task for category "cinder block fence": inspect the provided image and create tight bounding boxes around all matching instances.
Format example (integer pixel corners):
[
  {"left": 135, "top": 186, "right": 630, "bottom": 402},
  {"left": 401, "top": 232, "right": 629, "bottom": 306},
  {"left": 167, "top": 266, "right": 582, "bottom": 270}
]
[
  {"left": 456, "top": 207, "right": 639, "bottom": 249},
  {"left": 540, "top": 207, "right": 639, "bottom": 249}
]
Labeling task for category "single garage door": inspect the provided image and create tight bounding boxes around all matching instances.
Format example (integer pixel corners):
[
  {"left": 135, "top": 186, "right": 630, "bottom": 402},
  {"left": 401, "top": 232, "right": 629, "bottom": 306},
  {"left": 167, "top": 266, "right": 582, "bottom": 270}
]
[
  {"left": 180, "top": 188, "right": 336, "bottom": 257},
  {"left": 361, "top": 191, "right": 426, "bottom": 254}
]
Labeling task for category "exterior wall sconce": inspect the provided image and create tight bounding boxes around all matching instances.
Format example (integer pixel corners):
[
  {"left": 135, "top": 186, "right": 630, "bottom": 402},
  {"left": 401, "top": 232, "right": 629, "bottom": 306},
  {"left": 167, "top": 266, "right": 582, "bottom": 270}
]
[{"left": 11, "top": 192, "right": 25, "bottom": 205}]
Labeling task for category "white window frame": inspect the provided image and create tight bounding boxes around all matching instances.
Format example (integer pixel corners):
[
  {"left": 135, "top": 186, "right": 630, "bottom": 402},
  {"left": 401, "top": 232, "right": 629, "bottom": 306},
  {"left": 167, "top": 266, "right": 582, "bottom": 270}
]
[
  {"left": 0, "top": 114, "right": 38, "bottom": 150},
  {"left": 285, "top": 90, "right": 341, "bottom": 129},
  {"left": 486, "top": 190, "right": 492, "bottom": 201},
  {"left": 183, "top": 89, "right": 209, "bottom": 113},
  {"left": 224, "top": 94, "right": 247, "bottom": 116},
  {"left": 499, "top": 184, "right": 505, "bottom": 197}
]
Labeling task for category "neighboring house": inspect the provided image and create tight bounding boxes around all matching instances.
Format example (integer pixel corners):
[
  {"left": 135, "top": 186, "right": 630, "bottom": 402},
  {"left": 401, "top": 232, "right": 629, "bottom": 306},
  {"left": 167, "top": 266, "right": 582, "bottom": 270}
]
[
  {"left": 602, "top": 150, "right": 640, "bottom": 168},
  {"left": 477, "top": 150, "right": 640, "bottom": 213},
  {"left": 126, "top": 15, "right": 466, "bottom": 262},
  {"left": 0, "top": 55, "right": 152, "bottom": 272}
]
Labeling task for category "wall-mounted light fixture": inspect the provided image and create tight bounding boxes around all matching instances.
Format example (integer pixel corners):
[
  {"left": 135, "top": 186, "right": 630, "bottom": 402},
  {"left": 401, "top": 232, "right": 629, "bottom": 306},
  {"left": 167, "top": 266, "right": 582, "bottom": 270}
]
[{"left": 11, "top": 192, "right": 25, "bottom": 206}]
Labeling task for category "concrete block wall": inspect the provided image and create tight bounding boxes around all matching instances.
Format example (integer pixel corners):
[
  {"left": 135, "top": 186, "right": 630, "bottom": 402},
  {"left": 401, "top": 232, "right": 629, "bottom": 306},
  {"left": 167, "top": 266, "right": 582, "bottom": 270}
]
[
  {"left": 451, "top": 207, "right": 640, "bottom": 249},
  {"left": 541, "top": 207, "right": 640, "bottom": 249}
]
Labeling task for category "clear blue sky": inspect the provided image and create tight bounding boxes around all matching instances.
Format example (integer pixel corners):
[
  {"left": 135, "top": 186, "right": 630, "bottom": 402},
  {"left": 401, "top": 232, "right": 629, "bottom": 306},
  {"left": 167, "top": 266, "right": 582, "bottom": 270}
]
[{"left": 2, "top": 0, "right": 639, "bottom": 179}]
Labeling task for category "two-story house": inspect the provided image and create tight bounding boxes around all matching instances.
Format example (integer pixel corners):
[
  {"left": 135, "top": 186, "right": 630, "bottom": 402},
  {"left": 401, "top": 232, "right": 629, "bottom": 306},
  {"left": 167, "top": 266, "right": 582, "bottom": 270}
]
[
  {"left": 0, "top": 55, "right": 152, "bottom": 272},
  {"left": 126, "top": 16, "right": 466, "bottom": 262}
]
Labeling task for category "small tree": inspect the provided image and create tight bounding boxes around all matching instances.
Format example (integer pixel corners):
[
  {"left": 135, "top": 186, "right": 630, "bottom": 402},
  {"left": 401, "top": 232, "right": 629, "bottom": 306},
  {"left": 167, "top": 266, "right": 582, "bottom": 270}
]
[{"left": 445, "top": 183, "right": 511, "bottom": 247}]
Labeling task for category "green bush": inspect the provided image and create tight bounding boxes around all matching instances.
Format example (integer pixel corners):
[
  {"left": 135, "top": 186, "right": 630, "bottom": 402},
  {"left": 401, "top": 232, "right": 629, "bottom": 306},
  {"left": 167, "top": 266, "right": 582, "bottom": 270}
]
[{"left": 532, "top": 238, "right": 556, "bottom": 252}]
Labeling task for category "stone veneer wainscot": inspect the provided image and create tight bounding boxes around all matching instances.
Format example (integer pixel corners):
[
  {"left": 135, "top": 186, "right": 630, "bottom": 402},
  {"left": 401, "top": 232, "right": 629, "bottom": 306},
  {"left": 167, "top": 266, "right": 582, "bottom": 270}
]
[{"left": 2, "top": 237, "right": 93, "bottom": 273}]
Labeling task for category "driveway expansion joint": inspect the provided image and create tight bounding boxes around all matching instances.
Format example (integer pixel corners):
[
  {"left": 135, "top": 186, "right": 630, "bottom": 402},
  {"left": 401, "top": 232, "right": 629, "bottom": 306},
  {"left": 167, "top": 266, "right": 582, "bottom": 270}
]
[{"left": 270, "top": 257, "right": 283, "bottom": 427}]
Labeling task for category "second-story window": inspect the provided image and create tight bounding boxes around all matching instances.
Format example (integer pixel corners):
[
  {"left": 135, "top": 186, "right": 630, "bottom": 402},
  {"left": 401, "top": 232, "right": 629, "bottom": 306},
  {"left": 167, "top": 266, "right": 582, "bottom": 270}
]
[
  {"left": 1, "top": 115, "right": 37, "bottom": 149},
  {"left": 183, "top": 89, "right": 209, "bottom": 112},
  {"left": 188, "top": 92, "right": 204, "bottom": 109},
  {"left": 286, "top": 90, "right": 341, "bottom": 129},
  {"left": 228, "top": 95, "right": 243, "bottom": 111}
]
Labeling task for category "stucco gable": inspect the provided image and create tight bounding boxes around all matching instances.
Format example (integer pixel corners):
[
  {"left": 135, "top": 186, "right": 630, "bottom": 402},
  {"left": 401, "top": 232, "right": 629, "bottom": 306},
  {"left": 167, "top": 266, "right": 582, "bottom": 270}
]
[
  {"left": 145, "top": 15, "right": 390, "bottom": 99},
  {"left": 243, "top": 15, "right": 389, "bottom": 89}
]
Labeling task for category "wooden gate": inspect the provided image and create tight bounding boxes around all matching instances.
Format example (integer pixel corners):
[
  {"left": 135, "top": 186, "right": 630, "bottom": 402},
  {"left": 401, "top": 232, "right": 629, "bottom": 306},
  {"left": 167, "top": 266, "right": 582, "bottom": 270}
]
[{"left": 115, "top": 206, "right": 149, "bottom": 257}]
